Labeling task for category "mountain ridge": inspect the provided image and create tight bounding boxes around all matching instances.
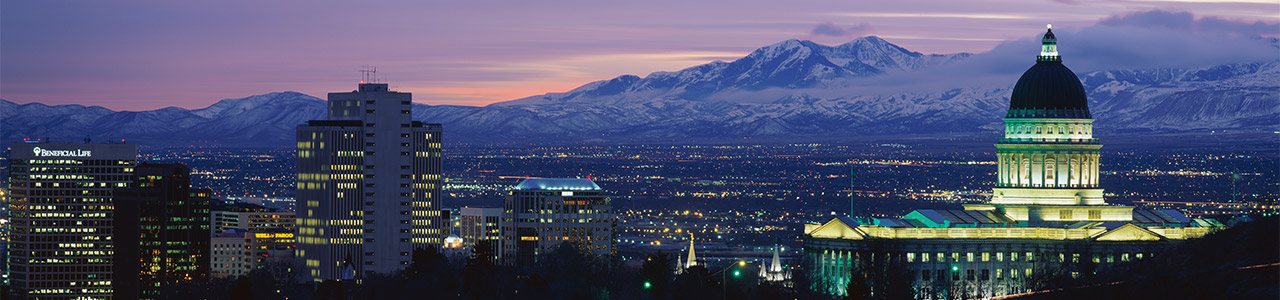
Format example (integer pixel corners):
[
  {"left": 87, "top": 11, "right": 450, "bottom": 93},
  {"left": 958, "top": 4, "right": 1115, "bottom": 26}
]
[{"left": 2, "top": 37, "right": 1276, "bottom": 147}]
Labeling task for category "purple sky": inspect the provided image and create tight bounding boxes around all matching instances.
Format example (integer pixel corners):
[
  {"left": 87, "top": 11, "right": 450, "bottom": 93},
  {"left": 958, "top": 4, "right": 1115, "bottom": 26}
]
[{"left": 2, "top": 0, "right": 1276, "bottom": 110}]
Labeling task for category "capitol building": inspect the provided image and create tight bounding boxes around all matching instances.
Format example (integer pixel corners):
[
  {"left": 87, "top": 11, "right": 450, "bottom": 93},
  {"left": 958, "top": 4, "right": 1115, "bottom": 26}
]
[{"left": 802, "top": 26, "right": 1224, "bottom": 299}]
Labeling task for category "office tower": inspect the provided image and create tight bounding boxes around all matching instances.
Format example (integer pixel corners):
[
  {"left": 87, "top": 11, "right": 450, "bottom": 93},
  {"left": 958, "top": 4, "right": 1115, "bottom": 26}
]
[
  {"left": 210, "top": 203, "right": 296, "bottom": 235},
  {"left": 210, "top": 230, "right": 248, "bottom": 279},
  {"left": 458, "top": 207, "right": 501, "bottom": 262},
  {"left": 112, "top": 163, "right": 211, "bottom": 300},
  {"left": 7, "top": 143, "right": 136, "bottom": 299},
  {"left": 801, "top": 26, "right": 1225, "bottom": 299},
  {"left": 296, "top": 82, "right": 444, "bottom": 282},
  {"left": 501, "top": 178, "right": 615, "bottom": 267}
]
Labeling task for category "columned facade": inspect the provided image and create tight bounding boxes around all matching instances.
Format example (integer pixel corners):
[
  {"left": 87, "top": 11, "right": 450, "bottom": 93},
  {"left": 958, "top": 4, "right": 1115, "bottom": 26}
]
[{"left": 800, "top": 26, "right": 1225, "bottom": 299}]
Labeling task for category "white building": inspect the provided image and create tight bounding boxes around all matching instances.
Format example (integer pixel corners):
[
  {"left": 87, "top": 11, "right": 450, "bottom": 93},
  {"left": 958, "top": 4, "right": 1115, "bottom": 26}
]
[
  {"left": 802, "top": 27, "right": 1225, "bottom": 299},
  {"left": 458, "top": 206, "right": 502, "bottom": 262},
  {"left": 759, "top": 245, "right": 792, "bottom": 287},
  {"left": 500, "top": 178, "right": 615, "bottom": 266},
  {"left": 211, "top": 230, "right": 249, "bottom": 279},
  {"left": 295, "top": 82, "right": 444, "bottom": 282}
]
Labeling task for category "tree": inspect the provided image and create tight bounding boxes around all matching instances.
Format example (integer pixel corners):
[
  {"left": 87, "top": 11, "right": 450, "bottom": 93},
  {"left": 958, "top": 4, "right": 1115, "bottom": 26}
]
[
  {"left": 461, "top": 240, "right": 501, "bottom": 300},
  {"left": 406, "top": 246, "right": 450, "bottom": 278},
  {"left": 230, "top": 277, "right": 254, "bottom": 300},
  {"left": 641, "top": 252, "right": 675, "bottom": 298},
  {"left": 314, "top": 280, "right": 346, "bottom": 300},
  {"left": 844, "top": 272, "right": 871, "bottom": 300}
]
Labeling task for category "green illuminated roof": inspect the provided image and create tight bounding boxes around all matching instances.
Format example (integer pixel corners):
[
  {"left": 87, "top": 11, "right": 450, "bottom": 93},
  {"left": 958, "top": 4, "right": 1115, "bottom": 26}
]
[{"left": 513, "top": 178, "right": 601, "bottom": 191}]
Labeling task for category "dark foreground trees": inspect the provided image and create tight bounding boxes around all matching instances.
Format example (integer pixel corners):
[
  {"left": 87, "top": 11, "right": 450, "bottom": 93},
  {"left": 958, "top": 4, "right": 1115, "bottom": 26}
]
[{"left": 171, "top": 241, "right": 853, "bottom": 300}]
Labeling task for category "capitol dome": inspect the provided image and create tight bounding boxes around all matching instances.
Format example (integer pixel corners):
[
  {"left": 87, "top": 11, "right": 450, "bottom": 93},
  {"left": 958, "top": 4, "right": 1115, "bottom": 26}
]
[{"left": 1007, "top": 26, "right": 1091, "bottom": 119}]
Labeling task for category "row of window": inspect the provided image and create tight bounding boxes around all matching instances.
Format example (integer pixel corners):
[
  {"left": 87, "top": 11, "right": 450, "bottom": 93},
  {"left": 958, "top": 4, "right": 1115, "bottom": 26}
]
[{"left": 905, "top": 252, "right": 1151, "bottom": 264}]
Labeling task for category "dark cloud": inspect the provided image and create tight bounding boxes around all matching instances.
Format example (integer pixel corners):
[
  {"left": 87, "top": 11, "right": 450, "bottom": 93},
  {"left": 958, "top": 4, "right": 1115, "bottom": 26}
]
[
  {"left": 810, "top": 22, "right": 875, "bottom": 38},
  {"left": 1099, "top": 9, "right": 1278, "bottom": 37}
]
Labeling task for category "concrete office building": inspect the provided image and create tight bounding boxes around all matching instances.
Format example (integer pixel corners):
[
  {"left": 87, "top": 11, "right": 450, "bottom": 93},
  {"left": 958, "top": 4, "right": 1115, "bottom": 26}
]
[
  {"left": 112, "top": 163, "right": 211, "bottom": 300},
  {"left": 210, "top": 203, "right": 296, "bottom": 235},
  {"left": 7, "top": 143, "right": 137, "bottom": 299},
  {"left": 210, "top": 230, "right": 248, "bottom": 279},
  {"left": 295, "top": 82, "right": 444, "bottom": 282},
  {"left": 458, "top": 207, "right": 502, "bottom": 262},
  {"left": 501, "top": 178, "right": 615, "bottom": 267}
]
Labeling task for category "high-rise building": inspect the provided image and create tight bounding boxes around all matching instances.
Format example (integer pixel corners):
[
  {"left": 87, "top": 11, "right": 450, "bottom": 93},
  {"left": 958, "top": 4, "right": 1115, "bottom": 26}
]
[
  {"left": 7, "top": 143, "right": 136, "bottom": 299},
  {"left": 801, "top": 26, "right": 1225, "bottom": 299},
  {"left": 458, "top": 206, "right": 501, "bottom": 262},
  {"left": 112, "top": 163, "right": 212, "bottom": 300},
  {"left": 210, "top": 203, "right": 296, "bottom": 235},
  {"left": 295, "top": 82, "right": 444, "bottom": 282},
  {"left": 500, "top": 178, "right": 615, "bottom": 267}
]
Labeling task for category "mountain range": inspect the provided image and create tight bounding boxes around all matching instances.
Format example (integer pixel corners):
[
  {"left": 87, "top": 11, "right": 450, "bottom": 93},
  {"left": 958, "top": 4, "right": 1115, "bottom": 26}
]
[{"left": 2, "top": 36, "right": 1276, "bottom": 147}]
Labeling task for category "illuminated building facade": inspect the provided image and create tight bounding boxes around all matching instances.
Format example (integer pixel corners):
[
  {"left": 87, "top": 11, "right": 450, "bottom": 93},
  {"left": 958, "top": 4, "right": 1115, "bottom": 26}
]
[
  {"left": 758, "top": 245, "right": 792, "bottom": 287},
  {"left": 206, "top": 230, "right": 294, "bottom": 283},
  {"left": 295, "top": 82, "right": 444, "bottom": 282},
  {"left": 210, "top": 203, "right": 296, "bottom": 235},
  {"left": 802, "top": 27, "right": 1224, "bottom": 299},
  {"left": 112, "top": 163, "right": 211, "bottom": 300},
  {"left": 7, "top": 143, "right": 136, "bottom": 299},
  {"left": 210, "top": 230, "right": 248, "bottom": 279},
  {"left": 247, "top": 231, "right": 296, "bottom": 284},
  {"left": 458, "top": 206, "right": 501, "bottom": 262},
  {"left": 501, "top": 178, "right": 615, "bottom": 267}
]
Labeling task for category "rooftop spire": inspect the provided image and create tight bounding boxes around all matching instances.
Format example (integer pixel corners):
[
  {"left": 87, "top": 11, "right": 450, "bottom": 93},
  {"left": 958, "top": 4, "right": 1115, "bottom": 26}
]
[{"left": 1038, "top": 24, "right": 1060, "bottom": 62}]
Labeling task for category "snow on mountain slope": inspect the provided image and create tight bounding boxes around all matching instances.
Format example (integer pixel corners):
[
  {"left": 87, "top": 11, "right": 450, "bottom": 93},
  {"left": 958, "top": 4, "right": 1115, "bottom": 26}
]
[
  {"left": 494, "top": 36, "right": 970, "bottom": 106},
  {"left": 1, "top": 38, "right": 1274, "bottom": 147}
]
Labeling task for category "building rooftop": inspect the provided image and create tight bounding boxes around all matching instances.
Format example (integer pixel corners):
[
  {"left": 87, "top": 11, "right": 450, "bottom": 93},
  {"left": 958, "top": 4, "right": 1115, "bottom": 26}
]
[{"left": 512, "top": 178, "right": 601, "bottom": 191}]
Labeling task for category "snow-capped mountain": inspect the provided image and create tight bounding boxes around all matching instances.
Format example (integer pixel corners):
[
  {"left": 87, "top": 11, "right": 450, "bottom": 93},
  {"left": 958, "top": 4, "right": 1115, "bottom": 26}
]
[
  {"left": 1, "top": 92, "right": 326, "bottom": 146},
  {"left": 496, "top": 36, "right": 970, "bottom": 106},
  {"left": 2, "top": 38, "right": 1275, "bottom": 147}
]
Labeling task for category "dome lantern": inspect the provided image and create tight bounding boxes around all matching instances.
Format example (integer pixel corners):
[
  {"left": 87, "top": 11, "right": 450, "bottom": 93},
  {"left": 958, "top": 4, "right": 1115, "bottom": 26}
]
[
  {"left": 1038, "top": 24, "right": 1060, "bottom": 62},
  {"left": 1008, "top": 25, "right": 1090, "bottom": 119}
]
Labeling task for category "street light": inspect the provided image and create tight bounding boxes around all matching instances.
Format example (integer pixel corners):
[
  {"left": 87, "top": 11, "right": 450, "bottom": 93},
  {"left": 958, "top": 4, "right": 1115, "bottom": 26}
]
[{"left": 713, "top": 260, "right": 748, "bottom": 300}]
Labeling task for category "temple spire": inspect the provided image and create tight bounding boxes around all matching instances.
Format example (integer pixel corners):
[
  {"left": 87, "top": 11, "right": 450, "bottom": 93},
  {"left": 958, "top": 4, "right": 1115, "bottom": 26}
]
[
  {"left": 677, "top": 233, "right": 697, "bottom": 274},
  {"left": 684, "top": 233, "right": 697, "bottom": 268},
  {"left": 1038, "top": 24, "right": 1060, "bottom": 62}
]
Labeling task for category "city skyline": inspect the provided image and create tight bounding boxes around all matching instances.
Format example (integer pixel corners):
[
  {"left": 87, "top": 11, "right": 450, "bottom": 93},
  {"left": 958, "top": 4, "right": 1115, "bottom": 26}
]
[
  {"left": 2, "top": 1, "right": 1277, "bottom": 110},
  {"left": 1, "top": 3, "right": 1277, "bottom": 299}
]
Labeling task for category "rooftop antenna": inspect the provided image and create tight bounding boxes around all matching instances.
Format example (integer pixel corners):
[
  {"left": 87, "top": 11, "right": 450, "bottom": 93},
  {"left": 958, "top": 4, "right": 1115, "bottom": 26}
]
[{"left": 359, "top": 66, "right": 378, "bottom": 84}]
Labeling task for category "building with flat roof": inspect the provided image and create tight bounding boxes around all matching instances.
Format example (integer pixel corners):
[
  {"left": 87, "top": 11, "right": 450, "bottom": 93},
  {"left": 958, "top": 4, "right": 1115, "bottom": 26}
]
[
  {"left": 6, "top": 143, "right": 137, "bottom": 299},
  {"left": 295, "top": 82, "right": 444, "bottom": 282},
  {"left": 210, "top": 230, "right": 248, "bottom": 279},
  {"left": 211, "top": 203, "right": 295, "bottom": 235},
  {"left": 501, "top": 178, "right": 615, "bottom": 267},
  {"left": 458, "top": 206, "right": 502, "bottom": 262},
  {"left": 801, "top": 27, "right": 1225, "bottom": 299},
  {"left": 112, "top": 163, "right": 211, "bottom": 300}
]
